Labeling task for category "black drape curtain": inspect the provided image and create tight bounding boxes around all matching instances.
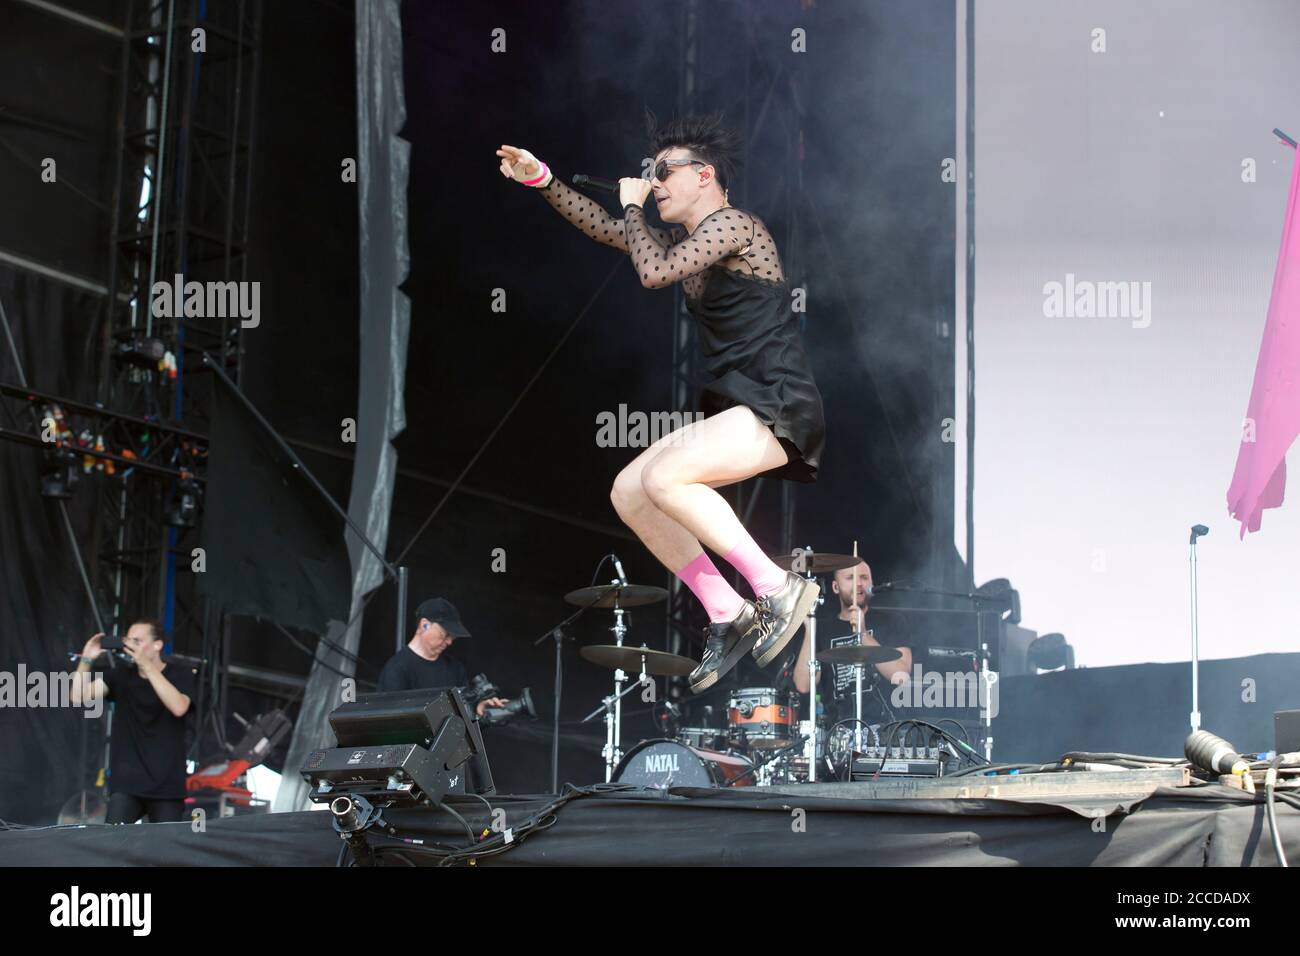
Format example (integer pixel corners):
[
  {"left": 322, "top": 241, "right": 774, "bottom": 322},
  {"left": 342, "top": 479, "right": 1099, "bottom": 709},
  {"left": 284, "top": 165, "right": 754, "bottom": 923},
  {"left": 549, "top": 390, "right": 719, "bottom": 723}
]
[
  {"left": 0, "top": 266, "right": 109, "bottom": 824},
  {"left": 197, "top": 373, "right": 351, "bottom": 634}
]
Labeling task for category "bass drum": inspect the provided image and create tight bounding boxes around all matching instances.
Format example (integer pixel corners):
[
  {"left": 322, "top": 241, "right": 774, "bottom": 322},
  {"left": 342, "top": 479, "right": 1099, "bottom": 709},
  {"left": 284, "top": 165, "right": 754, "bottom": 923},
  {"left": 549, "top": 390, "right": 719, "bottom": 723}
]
[{"left": 613, "top": 739, "right": 754, "bottom": 790}]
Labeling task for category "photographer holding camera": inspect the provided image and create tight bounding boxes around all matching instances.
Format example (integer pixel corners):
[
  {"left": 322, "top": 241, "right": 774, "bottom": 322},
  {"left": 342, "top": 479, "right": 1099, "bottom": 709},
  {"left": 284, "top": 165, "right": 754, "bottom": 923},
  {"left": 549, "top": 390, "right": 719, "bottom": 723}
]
[
  {"left": 377, "top": 598, "right": 521, "bottom": 795},
  {"left": 377, "top": 598, "right": 509, "bottom": 717},
  {"left": 69, "top": 619, "right": 194, "bottom": 824}
]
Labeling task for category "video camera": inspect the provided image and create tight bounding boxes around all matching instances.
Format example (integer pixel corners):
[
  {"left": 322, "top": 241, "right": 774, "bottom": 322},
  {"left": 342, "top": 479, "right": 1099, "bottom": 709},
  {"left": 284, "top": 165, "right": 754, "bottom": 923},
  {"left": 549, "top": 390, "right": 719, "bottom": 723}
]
[{"left": 466, "top": 673, "right": 537, "bottom": 727}]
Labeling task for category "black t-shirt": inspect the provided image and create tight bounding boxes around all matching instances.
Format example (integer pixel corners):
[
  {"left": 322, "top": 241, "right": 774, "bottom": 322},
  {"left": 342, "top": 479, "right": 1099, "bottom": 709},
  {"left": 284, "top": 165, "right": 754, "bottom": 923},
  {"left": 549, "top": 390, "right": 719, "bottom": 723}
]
[
  {"left": 822, "top": 604, "right": 915, "bottom": 721},
  {"left": 376, "top": 646, "right": 468, "bottom": 693},
  {"left": 103, "top": 659, "right": 195, "bottom": 799},
  {"left": 764, "top": 605, "right": 911, "bottom": 722}
]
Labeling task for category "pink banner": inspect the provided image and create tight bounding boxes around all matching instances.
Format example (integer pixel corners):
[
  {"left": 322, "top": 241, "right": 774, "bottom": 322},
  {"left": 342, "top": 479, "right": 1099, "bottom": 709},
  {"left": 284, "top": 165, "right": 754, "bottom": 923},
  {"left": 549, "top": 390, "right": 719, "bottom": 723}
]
[{"left": 1228, "top": 142, "right": 1300, "bottom": 536}]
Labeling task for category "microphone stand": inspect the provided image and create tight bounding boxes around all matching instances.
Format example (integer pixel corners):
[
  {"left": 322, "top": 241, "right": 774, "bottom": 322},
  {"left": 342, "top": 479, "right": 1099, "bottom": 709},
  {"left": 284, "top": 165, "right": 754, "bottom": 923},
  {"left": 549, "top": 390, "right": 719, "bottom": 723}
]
[
  {"left": 532, "top": 618, "right": 578, "bottom": 795},
  {"left": 1189, "top": 525, "right": 1209, "bottom": 732},
  {"left": 548, "top": 626, "right": 567, "bottom": 793},
  {"left": 532, "top": 561, "right": 618, "bottom": 793}
]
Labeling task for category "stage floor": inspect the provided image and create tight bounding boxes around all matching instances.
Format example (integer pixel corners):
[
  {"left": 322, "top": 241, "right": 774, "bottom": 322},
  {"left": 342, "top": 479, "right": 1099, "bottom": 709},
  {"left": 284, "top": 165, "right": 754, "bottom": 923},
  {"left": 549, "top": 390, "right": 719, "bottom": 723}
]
[{"left": 2, "top": 774, "right": 1297, "bottom": 866}]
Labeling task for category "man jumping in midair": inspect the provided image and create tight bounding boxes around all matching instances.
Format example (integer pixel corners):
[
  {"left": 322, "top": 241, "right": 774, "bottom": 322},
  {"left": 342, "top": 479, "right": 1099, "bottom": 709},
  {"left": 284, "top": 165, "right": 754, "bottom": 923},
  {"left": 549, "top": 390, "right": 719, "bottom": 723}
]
[{"left": 498, "top": 113, "right": 826, "bottom": 692}]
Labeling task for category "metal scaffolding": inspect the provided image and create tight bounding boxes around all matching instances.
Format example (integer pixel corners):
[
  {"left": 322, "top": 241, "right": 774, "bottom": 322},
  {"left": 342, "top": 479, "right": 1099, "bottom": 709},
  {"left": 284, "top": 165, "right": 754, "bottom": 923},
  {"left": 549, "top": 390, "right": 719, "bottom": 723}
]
[
  {"left": 91, "top": 0, "right": 263, "bottom": 765},
  {"left": 94, "top": 0, "right": 261, "bottom": 655}
]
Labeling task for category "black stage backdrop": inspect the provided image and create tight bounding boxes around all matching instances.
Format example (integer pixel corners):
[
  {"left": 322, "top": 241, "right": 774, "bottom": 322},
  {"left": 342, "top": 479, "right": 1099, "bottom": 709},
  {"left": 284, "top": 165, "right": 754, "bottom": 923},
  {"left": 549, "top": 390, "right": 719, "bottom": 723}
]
[
  {"left": 197, "top": 374, "right": 351, "bottom": 634},
  {"left": 0, "top": 268, "right": 111, "bottom": 825},
  {"left": 0, "top": 1, "right": 130, "bottom": 825},
  {"left": 0, "top": 0, "right": 125, "bottom": 284}
]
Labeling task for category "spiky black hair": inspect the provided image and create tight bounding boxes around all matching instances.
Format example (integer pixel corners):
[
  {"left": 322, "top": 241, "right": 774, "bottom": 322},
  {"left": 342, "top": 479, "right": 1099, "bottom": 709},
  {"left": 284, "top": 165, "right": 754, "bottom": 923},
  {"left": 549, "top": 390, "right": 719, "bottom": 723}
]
[{"left": 645, "top": 110, "right": 742, "bottom": 192}]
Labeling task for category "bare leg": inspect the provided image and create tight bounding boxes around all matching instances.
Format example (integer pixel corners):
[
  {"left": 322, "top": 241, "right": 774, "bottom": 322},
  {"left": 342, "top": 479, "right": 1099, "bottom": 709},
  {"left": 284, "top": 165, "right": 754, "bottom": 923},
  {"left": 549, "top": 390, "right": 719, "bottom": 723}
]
[
  {"left": 610, "top": 433, "right": 746, "bottom": 574},
  {"left": 637, "top": 405, "right": 788, "bottom": 556},
  {"left": 613, "top": 406, "right": 815, "bottom": 688}
]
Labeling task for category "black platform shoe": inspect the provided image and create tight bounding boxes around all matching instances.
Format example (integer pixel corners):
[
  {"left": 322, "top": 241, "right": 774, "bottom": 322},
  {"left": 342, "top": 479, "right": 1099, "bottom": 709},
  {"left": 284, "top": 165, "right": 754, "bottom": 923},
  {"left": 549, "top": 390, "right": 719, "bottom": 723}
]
[
  {"left": 689, "top": 600, "right": 770, "bottom": 694},
  {"left": 751, "top": 572, "right": 821, "bottom": 668}
]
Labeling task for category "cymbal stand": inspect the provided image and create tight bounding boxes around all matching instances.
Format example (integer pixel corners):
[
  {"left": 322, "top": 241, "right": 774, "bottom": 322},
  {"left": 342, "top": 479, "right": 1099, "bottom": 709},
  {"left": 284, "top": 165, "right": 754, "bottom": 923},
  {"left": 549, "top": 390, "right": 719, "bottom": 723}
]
[
  {"left": 799, "top": 549, "right": 822, "bottom": 782},
  {"left": 849, "top": 628, "right": 876, "bottom": 753},
  {"left": 581, "top": 590, "right": 639, "bottom": 782},
  {"left": 854, "top": 659, "right": 864, "bottom": 754}
]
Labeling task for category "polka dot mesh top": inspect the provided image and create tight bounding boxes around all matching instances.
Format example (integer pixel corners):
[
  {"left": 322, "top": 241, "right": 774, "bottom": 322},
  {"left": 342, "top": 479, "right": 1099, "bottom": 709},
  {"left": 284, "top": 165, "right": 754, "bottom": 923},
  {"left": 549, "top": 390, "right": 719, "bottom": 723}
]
[{"left": 539, "top": 175, "right": 785, "bottom": 302}]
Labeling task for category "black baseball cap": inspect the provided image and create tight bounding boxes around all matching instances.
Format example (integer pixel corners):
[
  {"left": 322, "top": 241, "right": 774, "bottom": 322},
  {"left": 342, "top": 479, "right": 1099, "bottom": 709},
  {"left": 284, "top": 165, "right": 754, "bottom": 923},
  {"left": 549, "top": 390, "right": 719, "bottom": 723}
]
[{"left": 414, "top": 597, "right": 471, "bottom": 638}]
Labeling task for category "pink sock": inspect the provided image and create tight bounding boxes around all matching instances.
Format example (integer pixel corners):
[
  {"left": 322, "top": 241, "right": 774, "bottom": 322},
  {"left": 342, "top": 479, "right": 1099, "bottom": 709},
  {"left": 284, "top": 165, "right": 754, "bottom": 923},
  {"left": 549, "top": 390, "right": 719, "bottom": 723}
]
[
  {"left": 723, "top": 536, "right": 788, "bottom": 598},
  {"left": 676, "top": 552, "right": 748, "bottom": 623}
]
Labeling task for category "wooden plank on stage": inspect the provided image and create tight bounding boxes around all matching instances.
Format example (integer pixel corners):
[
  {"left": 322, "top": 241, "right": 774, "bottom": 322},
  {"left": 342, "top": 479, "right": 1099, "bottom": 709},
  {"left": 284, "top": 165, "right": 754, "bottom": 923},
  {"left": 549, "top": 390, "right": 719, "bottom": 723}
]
[{"left": 755, "top": 766, "right": 1190, "bottom": 802}]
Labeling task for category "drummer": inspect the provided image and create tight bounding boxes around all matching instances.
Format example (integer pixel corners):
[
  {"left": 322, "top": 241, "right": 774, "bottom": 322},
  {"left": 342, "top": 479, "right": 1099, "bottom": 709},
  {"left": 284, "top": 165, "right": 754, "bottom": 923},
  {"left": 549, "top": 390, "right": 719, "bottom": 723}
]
[{"left": 777, "top": 559, "right": 912, "bottom": 695}]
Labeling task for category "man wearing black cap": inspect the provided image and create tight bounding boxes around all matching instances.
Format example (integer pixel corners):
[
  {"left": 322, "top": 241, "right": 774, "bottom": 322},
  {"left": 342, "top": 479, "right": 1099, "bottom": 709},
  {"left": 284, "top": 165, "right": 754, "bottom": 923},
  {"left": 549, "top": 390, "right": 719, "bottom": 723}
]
[{"left": 376, "top": 597, "right": 508, "bottom": 716}]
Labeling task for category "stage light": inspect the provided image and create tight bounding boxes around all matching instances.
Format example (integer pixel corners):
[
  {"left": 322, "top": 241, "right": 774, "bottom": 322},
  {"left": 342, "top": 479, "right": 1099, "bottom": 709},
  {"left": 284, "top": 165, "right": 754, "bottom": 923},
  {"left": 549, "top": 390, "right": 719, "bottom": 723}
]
[
  {"left": 299, "top": 686, "right": 493, "bottom": 808},
  {"left": 299, "top": 688, "right": 493, "bottom": 867},
  {"left": 1027, "top": 632, "right": 1074, "bottom": 671},
  {"left": 166, "top": 477, "right": 202, "bottom": 527},
  {"left": 975, "top": 577, "right": 1021, "bottom": 624},
  {"left": 112, "top": 333, "right": 167, "bottom": 370},
  {"left": 39, "top": 451, "right": 78, "bottom": 499}
]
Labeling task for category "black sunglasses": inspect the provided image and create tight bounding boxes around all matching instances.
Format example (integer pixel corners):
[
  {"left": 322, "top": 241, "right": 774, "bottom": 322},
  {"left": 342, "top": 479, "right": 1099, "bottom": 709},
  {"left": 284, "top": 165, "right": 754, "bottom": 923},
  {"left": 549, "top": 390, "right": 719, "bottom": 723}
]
[{"left": 654, "top": 158, "right": 707, "bottom": 182}]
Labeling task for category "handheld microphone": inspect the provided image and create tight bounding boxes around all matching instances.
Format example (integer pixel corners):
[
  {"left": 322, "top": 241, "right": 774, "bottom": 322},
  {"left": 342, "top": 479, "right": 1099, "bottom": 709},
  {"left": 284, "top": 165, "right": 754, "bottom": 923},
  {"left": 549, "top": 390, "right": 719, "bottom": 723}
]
[
  {"left": 572, "top": 174, "right": 620, "bottom": 193},
  {"left": 612, "top": 554, "right": 628, "bottom": 587}
]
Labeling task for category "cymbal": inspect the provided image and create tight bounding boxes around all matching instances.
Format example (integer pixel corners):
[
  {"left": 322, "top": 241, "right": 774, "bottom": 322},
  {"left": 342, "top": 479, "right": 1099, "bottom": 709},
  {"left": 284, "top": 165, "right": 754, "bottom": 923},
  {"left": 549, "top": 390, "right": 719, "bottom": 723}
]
[
  {"left": 817, "top": 644, "right": 902, "bottom": 665},
  {"left": 580, "top": 644, "right": 697, "bottom": 677},
  {"left": 769, "top": 552, "right": 862, "bottom": 573},
  {"left": 564, "top": 583, "right": 669, "bottom": 608}
]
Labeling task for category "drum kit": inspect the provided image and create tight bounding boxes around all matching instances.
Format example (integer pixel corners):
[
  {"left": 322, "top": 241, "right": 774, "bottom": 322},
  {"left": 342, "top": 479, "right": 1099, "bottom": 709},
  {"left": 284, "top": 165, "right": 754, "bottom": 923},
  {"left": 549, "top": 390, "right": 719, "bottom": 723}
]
[
  {"left": 565, "top": 582, "right": 690, "bottom": 782},
  {"left": 571, "top": 547, "right": 902, "bottom": 789}
]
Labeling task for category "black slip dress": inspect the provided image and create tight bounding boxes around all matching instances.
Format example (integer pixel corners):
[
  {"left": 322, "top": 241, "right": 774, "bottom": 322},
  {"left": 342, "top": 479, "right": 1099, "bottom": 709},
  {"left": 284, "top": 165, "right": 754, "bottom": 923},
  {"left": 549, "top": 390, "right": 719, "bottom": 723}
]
[
  {"left": 687, "top": 265, "right": 825, "bottom": 483},
  {"left": 622, "top": 201, "right": 824, "bottom": 483}
]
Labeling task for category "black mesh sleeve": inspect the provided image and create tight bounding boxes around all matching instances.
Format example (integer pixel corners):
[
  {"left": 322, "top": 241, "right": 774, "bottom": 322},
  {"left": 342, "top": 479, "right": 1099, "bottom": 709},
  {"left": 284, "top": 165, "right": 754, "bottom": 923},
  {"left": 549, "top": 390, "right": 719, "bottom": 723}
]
[
  {"left": 623, "top": 204, "right": 752, "bottom": 289},
  {"left": 536, "top": 175, "right": 673, "bottom": 253}
]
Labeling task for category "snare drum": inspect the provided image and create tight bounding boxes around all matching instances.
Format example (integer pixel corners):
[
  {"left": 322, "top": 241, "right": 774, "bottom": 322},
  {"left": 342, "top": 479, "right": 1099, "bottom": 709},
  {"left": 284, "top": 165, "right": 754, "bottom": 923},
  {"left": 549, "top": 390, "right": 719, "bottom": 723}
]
[
  {"left": 613, "top": 739, "right": 754, "bottom": 789},
  {"left": 675, "top": 726, "right": 729, "bottom": 751},
  {"left": 727, "top": 686, "right": 798, "bottom": 750}
]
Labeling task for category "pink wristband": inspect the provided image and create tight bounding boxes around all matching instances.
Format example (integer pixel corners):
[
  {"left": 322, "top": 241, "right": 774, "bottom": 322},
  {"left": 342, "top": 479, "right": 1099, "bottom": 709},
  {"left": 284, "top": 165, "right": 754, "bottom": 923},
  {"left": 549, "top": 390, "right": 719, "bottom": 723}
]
[{"left": 522, "top": 161, "right": 550, "bottom": 187}]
